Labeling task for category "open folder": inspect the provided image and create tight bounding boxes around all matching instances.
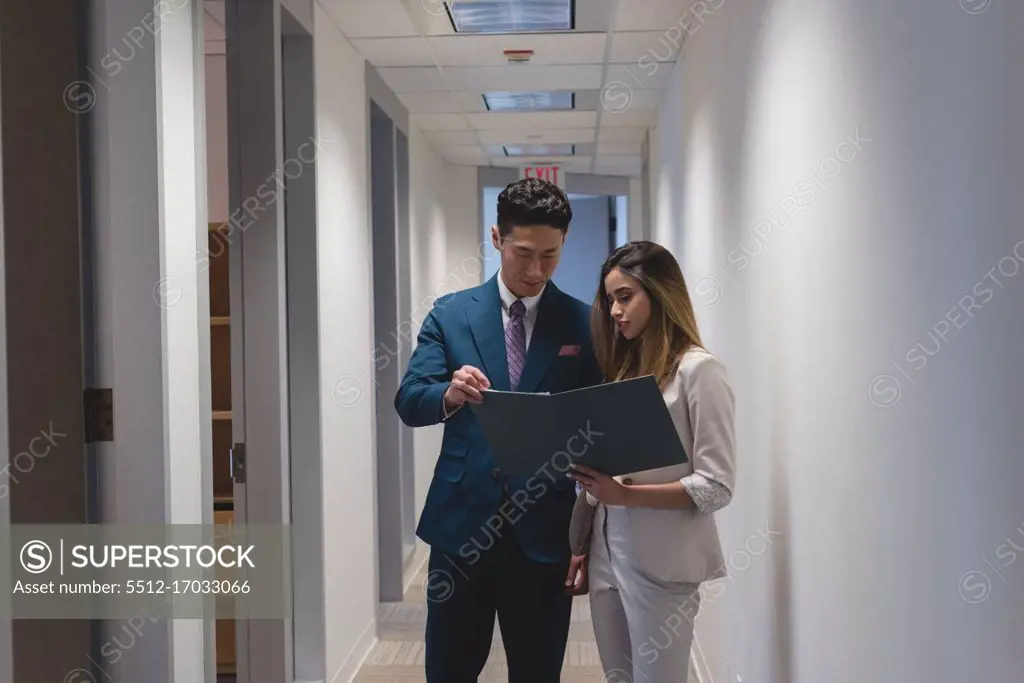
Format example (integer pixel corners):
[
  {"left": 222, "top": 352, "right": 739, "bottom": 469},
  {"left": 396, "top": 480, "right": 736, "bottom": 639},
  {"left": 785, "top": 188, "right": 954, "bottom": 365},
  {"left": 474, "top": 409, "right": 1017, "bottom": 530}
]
[{"left": 468, "top": 375, "right": 688, "bottom": 478}]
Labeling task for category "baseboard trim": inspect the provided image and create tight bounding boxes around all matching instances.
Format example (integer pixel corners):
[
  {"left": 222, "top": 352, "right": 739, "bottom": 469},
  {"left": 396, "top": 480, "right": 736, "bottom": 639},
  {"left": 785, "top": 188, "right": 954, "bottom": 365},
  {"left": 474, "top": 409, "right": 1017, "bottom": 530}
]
[
  {"left": 691, "top": 632, "right": 712, "bottom": 683},
  {"left": 324, "top": 617, "right": 377, "bottom": 683},
  {"left": 402, "top": 542, "right": 429, "bottom": 595},
  {"left": 690, "top": 643, "right": 703, "bottom": 683}
]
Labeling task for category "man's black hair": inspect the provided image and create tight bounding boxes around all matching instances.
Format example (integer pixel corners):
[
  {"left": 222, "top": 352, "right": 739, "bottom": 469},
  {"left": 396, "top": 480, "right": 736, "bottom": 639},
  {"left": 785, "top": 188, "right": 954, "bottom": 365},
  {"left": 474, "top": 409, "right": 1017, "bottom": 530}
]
[{"left": 496, "top": 177, "right": 572, "bottom": 236}]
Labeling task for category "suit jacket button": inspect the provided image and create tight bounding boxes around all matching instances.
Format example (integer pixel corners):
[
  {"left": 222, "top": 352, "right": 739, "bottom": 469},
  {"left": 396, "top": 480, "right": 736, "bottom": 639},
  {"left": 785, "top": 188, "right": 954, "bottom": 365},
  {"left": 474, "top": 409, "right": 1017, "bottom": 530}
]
[
  {"left": 493, "top": 468, "right": 502, "bottom": 478},
  {"left": 622, "top": 477, "right": 633, "bottom": 485}
]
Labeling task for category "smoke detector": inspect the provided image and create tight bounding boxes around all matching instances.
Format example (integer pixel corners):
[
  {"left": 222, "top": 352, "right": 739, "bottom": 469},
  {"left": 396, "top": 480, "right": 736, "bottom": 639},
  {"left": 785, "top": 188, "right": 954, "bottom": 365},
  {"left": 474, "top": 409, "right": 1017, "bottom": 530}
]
[{"left": 503, "top": 49, "right": 534, "bottom": 64}]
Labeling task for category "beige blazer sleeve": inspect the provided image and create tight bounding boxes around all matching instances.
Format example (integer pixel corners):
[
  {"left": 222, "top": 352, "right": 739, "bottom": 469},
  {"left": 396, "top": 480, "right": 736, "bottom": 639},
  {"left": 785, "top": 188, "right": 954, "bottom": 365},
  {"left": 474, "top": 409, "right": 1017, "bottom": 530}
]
[
  {"left": 588, "top": 348, "right": 738, "bottom": 583},
  {"left": 678, "top": 350, "right": 737, "bottom": 502}
]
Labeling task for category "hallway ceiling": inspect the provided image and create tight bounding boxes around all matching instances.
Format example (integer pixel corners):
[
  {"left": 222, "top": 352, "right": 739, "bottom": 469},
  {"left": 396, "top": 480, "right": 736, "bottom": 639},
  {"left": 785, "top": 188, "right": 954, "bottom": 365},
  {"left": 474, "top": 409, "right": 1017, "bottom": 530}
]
[{"left": 323, "top": 0, "right": 688, "bottom": 177}]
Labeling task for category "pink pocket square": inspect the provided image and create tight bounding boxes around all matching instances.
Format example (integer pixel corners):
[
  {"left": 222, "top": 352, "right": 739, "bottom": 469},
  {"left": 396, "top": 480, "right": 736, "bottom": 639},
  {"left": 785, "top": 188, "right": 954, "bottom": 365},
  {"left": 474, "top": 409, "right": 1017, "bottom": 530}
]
[{"left": 559, "top": 345, "right": 581, "bottom": 356}]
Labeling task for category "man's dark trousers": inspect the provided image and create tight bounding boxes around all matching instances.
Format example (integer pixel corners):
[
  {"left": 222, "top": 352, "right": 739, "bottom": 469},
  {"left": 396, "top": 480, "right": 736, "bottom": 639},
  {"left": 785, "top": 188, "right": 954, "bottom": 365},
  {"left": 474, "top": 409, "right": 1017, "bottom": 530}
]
[
  {"left": 394, "top": 275, "right": 604, "bottom": 682},
  {"left": 423, "top": 509, "right": 573, "bottom": 682}
]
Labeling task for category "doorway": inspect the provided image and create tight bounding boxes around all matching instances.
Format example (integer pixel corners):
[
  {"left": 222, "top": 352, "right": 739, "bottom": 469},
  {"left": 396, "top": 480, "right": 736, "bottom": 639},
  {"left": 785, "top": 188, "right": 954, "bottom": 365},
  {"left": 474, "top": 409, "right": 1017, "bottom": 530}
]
[{"left": 212, "top": 2, "right": 320, "bottom": 681}]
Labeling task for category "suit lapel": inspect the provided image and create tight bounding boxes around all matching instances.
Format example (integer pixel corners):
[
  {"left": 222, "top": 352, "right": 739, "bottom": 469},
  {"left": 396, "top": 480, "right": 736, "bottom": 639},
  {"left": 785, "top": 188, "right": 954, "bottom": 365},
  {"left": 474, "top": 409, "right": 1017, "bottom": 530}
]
[
  {"left": 516, "top": 284, "right": 565, "bottom": 393},
  {"left": 466, "top": 275, "right": 510, "bottom": 392}
]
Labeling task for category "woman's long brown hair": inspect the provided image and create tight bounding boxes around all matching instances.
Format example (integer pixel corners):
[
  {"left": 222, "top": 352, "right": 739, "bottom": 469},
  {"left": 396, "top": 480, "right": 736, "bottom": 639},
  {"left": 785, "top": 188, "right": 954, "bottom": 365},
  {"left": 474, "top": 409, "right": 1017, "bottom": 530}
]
[{"left": 591, "top": 241, "right": 705, "bottom": 389}]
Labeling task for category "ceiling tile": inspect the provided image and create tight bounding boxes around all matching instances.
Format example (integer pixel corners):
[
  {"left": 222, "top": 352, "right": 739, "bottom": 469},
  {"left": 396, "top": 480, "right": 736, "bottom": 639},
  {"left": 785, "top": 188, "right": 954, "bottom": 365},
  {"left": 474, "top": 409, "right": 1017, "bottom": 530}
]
[
  {"left": 424, "top": 130, "right": 481, "bottom": 145},
  {"left": 377, "top": 66, "right": 450, "bottom": 92},
  {"left": 597, "top": 127, "right": 649, "bottom": 143},
  {"left": 610, "top": 30, "right": 681, "bottom": 64},
  {"left": 595, "top": 86, "right": 663, "bottom": 115},
  {"left": 427, "top": 33, "right": 607, "bottom": 67},
  {"left": 604, "top": 62, "right": 676, "bottom": 90},
  {"left": 441, "top": 145, "right": 487, "bottom": 159},
  {"left": 398, "top": 92, "right": 463, "bottom": 113},
  {"left": 456, "top": 92, "right": 491, "bottom": 112},
  {"left": 613, "top": 0, "right": 703, "bottom": 32},
  {"left": 410, "top": 113, "right": 471, "bottom": 130},
  {"left": 596, "top": 142, "right": 641, "bottom": 156},
  {"left": 447, "top": 158, "right": 485, "bottom": 167},
  {"left": 466, "top": 111, "right": 598, "bottom": 130},
  {"left": 349, "top": 37, "right": 435, "bottom": 66},
  {"left": 443, "top": 65, "right": 604, "bottom": 92},
  {"left": 572, "top": 142, "right": 597, "bottom": 157},
  {"left": 571, "top": 90, "right": 602, "bottom": 111},
  {"left": 615, "top": 88, "right": 663, "bottom": 110},
  {"left": 598, "top": 106, "right": 655, "bottom": 127},
  {"left": 323, "top": 0, "right": 420, "bottom": 38},
  {"left": 399, "top": 92, "right": 488, "bottom": 113}
]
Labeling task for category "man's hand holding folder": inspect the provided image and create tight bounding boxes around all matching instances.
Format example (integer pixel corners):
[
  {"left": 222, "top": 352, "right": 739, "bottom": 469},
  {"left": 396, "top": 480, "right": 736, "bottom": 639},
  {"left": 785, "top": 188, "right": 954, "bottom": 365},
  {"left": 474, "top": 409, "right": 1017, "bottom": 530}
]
[{"left": 442, "top": 365, "right": 489, "bottom": 417}]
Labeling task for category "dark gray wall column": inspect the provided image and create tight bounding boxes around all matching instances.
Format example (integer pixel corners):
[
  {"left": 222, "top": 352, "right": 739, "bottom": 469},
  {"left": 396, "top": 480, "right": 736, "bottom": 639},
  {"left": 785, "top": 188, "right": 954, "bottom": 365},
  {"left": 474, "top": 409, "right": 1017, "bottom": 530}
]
[
  {"left": 370, "top": 101, "right": 405, "bottom": 602},
  {"left": 394, "top": 128, "right": 416, "bottom": 562},
  {"left": 0, "top": 0, "right": 89, "bottom": 680}
]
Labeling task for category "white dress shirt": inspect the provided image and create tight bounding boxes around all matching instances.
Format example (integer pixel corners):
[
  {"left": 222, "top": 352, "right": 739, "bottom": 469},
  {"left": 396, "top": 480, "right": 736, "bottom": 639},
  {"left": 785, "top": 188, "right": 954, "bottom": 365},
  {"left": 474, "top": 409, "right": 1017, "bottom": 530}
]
[{"left": 496, "top": 268, "right": 544, "bottom": 352}]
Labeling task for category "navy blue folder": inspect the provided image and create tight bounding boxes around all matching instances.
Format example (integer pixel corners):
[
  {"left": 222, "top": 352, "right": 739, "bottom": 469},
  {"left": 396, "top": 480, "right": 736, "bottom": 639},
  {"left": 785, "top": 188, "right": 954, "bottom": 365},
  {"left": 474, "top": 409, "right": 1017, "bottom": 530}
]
[{"left": 469, "top": 375, "right": 688, "bottom": 478}]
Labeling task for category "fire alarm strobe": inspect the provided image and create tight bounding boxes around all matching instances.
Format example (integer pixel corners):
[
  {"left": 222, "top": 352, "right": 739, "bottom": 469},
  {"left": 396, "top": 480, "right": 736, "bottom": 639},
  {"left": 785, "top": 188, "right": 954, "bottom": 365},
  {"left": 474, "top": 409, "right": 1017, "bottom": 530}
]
[{"left": 504, "top": 49, "right": 534, "bottom": 64}]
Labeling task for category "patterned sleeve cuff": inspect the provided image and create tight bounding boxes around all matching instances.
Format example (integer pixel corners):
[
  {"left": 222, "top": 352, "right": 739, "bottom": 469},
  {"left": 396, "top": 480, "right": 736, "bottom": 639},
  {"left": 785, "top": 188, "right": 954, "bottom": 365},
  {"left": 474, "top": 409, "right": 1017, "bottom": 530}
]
[{"left": 681, "top": 472, "right": 732, "bottom": 514}]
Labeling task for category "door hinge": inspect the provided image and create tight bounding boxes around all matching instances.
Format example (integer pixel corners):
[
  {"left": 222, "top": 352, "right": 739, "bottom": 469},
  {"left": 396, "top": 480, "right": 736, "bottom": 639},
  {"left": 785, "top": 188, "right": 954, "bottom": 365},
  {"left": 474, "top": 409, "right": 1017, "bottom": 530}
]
[
  {"left": 84, "top": 388, "right": 114, "bottom": 442},
  {"left": 230, "top": 443, "right": 247, "bottom": 484}
]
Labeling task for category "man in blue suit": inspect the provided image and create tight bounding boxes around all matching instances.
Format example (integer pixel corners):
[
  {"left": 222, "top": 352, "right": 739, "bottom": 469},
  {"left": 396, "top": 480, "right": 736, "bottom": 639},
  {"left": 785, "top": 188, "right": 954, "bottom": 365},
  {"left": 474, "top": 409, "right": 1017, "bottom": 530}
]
[{"left": 395, "top": 178, "right": 604, "bottom": 682}]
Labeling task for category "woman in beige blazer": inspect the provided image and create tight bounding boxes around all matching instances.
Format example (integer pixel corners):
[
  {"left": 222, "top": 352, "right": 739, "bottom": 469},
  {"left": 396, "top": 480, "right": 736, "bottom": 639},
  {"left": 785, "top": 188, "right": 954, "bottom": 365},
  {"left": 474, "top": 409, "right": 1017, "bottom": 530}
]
[{"left": 567, "top": 240, "right": 737, "bottom": 683}]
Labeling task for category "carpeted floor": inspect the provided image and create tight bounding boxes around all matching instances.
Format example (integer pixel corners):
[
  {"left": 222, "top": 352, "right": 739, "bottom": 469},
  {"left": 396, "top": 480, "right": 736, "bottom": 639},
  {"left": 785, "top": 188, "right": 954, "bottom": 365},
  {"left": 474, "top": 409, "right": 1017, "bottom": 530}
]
[{"left": 352, "top": 563, "right": 608, "bottom": 682}]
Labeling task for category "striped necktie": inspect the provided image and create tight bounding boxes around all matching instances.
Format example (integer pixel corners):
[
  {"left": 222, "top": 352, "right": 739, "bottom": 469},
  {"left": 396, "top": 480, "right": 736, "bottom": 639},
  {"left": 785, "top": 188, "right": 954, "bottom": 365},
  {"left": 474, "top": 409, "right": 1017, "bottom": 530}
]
[{"left": 505, "top": 299, "right": 526, "bottom": 391}]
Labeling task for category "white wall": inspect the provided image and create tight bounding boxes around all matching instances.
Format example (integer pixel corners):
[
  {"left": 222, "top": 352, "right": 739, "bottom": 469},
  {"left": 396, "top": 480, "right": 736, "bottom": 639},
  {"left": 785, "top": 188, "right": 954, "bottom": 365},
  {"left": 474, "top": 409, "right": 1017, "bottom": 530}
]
[
  {"left": 615, "top": 194, "right": 628, "bottom": 247},
  {"left": 628, "top": 177, "right": 644, "bottom": 242},
  {"left": 650, "top": 1, "right": 1024, "bottom": 683},
  {"left": 314, "top": 5, "right": 378, "bottom": 679},
  {"left": 407, "top": 139, "right": 479, "bottom": 570}
]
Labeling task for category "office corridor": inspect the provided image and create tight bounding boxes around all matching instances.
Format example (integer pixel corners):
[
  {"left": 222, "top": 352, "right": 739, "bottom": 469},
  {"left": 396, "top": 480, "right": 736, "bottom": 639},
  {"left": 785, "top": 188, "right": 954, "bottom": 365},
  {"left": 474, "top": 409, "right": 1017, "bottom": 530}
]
[
  {"left": 354, "top": 562, "right": 619, "bottom": 682},
  {"left": 1, "top": 0, "right": 1019, "bottom": 680}
]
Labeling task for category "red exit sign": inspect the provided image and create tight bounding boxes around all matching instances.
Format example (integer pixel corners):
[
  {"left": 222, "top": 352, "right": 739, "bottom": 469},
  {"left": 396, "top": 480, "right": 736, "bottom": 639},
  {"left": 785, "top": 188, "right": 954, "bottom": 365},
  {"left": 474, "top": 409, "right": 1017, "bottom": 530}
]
[{"left": 519, "top": 164, "right": 565, "bottom": 190}]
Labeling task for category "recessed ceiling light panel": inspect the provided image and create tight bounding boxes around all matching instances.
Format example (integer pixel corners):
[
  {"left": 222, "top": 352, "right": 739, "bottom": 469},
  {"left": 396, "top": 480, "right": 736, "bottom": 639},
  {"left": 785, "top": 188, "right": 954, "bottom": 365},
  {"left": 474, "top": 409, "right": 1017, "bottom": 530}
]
[
  {"left": 448, "top": 0, "right": 574, "bottom": 34},
  {"left": 503, "top": 144, "right": 575, "bottom": 157},
  {"left": 483, "top": 91, "right": 574, "bottom": 111}
]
